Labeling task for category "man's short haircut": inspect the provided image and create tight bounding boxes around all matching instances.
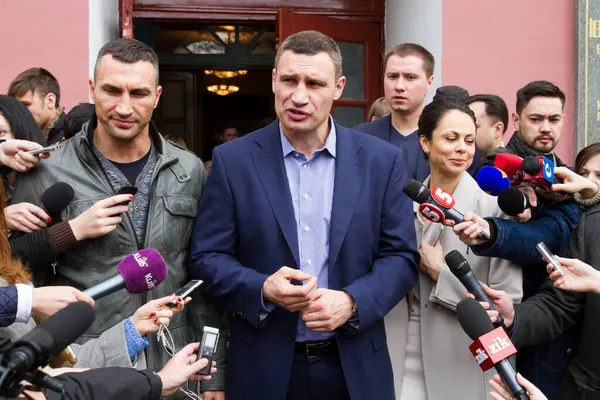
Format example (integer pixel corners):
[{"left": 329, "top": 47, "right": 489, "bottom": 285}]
[
  {"left": 384, "top": 43, "right": 435, "bottom": 77},
  {"left": 367, "top": 97, "right": 391, "bottom": 120},
  {"left": 8, "top": 68, "right": 61, "bottom": 107},
  {"left": 516, "top": 80, "right": 566, "bottom": 115},
  {"left": 94, "top": 39, "right": 160, "bottom": 85},
  {"left": 274, "top": 30, "right": 343, "bottom": 79},
  {"left": 467, "top": 94, "right": 509, "bottom": 134}
]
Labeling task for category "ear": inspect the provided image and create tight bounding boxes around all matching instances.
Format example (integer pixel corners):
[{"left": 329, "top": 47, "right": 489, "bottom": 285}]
[
  {"left": 333, "top": 76, "right": 347, "bottom": 101},
  {"left": 45, "top": 93, "right": 57, "bottom": 110},
  {"left": 154, "top": 85, "right": 163, "bottom": 109},
  {"left": 419, "top": 134, "right": 430, "bottom": 154},
  {"left": 271, "top": 68, "right": 276, "bottom": 93},
  {"left": 493, "top": 121, "right": 504, "bottom": 140},
  {"left": 88, "top": 79, "right": 96, "bottom": 103},
  {"left": 426, "top": 74, "right": 435, "bottom": 90},
  {"left": 512, "top": 112, "right": 520, "bottom": 132}
]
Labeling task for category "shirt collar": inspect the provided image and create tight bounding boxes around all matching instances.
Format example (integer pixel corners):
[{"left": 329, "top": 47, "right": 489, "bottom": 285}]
[{"left": 279, "top": 117, "right": 337, "bottom": 159}]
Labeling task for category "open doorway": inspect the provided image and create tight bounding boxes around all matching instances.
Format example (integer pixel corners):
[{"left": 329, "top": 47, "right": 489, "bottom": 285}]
[{"left": 135, "top": 22, "right": 276, "bottom": 160}]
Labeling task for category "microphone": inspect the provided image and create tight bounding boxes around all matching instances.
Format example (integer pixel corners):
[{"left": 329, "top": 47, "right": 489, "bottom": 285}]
[
  {"left": 498, "top": 188, "right": 531, "bottom": 217},
  {"left": 83, "top": 249, "right": 168, "bottom": 300},
  {"left": 494, "top": 153, "right": 525, "bottom": 184},
  {"left": 522, "top": 156, "right": 555, "bottom": 187},
  {"left": 457, "top": 298, "right": 529, "bottom": 400},
  {"left": 0, "top": 301, "right": 95, "bottom": 396},
  {"left": 475, "top": 166, "right": 511, "bottom": 196},
  {"left": 40, "top": 182, "right": 75, "bottom": 224},
  {"left": 445, "top": 250, "right": 505, "bottom": 328},
  {"left": 404, "top": 179, "right": 490, "bottom": 241}
]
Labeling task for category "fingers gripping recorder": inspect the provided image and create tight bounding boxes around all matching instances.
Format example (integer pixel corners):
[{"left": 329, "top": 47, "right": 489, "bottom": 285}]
[{"left": 404, "top": 179, "right": 490, "bottom": 241}]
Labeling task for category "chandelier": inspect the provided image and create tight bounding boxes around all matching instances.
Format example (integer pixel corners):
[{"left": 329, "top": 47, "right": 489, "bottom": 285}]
[
  {"left": 207, "top": 84, "right": 240, "bottom": 96},
  {"left": 204, "top": 70, "right": 247, "bottom": 79}
]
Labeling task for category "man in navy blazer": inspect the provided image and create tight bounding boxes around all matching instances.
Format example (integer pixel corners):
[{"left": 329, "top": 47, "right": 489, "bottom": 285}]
[
  {"left": 354, "top": 43, "right": 479, "bottom": 182},
  {"left": 188, "top": 31, "right": 418, "bottom": 400}
]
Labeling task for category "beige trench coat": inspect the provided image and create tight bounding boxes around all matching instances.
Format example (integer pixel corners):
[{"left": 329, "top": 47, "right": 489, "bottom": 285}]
[{"left": 385, "top": 172, "right": 523, "bottom": 400}]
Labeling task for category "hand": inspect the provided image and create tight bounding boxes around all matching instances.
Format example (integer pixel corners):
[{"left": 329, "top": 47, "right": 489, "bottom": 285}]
[
  {"left": 263, "top": 266, "right": 318, "bottom": 312},
  {"left": 130, "top": 294, "right": 191, "bottom": 335},
  {"left": 548, "top": 256, "right": 600, "bottom": 294},
  {"left": 301, "top": 288, "right": 355, "bottom": 332},
  {"left": 0, "top": 139, "right": 50, "bottom": 172},
  {"left": 512, "top": 186, "right": 537, "bottom": 223},
  {"left": 68, "top": 194, "right": 132, "bottom": 240},
  {"left": 5, "top": 203, "right": 50, "bottom": 232},
  {"left": 157, "top": 342, "right": 217, "bottom": 397},
  {"left": 552, "top": 166, "right": 598, "bottom": 198},
  {"left": 451, "top": 211, "right": 491, "bottom": 246},
  {"left": 202, "top": 391, "right": 226, "bottom": 400},
  {"left": 32, "top": 286, "right": 95, "bottom": 317},
  {"left": 418, "top": 240, "right": 444, "bottom": 281},
  {"left": 465, "top": 283, "right": 515, "bottom": 328},
  {"left": 489, "top": 373, "right": 547, "bottom": 400}
]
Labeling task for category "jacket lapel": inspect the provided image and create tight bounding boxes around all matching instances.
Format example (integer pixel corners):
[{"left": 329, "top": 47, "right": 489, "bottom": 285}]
[
  {"left": 329, "top": 124, "right": 365, "bottom": 269},
  {"left": 250, "top": 124, "right": 300, "bottom": 267}
]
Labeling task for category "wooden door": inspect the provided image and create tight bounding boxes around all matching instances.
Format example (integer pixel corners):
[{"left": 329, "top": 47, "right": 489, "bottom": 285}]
[
  {"left": 277, "top": 10, "right": 381, "bottom": 127},
  {"left": 152, "top": 71, "right": 198, "bottom": 154}
]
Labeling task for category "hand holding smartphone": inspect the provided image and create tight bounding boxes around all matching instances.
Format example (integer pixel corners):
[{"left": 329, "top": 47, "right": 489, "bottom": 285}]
[
  {"left": 167, "top": 279, "right": 203, "bottom": 308},
  {"left": 26, "top": 142, "right": 65, "bottom": 156},
  {"left": 537, "top": 242, "right": 566, "bottom": 277}
]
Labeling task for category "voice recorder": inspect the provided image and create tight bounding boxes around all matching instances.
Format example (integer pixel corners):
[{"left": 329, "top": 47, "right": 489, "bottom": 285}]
[{"left": 198, "top": 326, "right": 219, "bottom": 375}]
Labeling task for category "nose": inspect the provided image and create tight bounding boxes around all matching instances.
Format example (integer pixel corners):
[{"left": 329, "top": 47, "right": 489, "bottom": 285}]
[
  {"left": 394, "top": 77, "right": 406, "bottom": 92},
  {"left": 455, "top": 139, "right": 468, "bottom": 153},
  {"left": 115, "top": 94, "right": 133, "bottom": 116},
  {"left": 291, "top": 85, "right": 309, "bottom": 106},
  {"left": 540, "top": 119, "right": 551, "bottom": 133}
]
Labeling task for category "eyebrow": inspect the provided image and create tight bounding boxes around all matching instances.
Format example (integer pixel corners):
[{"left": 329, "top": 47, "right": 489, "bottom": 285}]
[
  {"left": 279, "top": 73, "right": 328, "bottom": 85},
  {"left": 101, "top": 84, "right": 152, "bottom": 95},
  {"left": 528, "top": 113, "right": 562, "bottom": 118}
]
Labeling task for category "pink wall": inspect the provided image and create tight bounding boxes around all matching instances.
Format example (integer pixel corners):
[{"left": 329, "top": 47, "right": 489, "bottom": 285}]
[
  {"left": 442, "top": 0, "right": 576, "bottom": 164},
  {"left": 0, "top": 0, "right": 89, "bottom": 111}
]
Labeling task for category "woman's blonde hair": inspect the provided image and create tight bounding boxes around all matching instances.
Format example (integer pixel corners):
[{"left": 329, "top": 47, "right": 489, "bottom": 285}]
[{"left": 0, "top": 181, "right": 30, "bottom": 284}]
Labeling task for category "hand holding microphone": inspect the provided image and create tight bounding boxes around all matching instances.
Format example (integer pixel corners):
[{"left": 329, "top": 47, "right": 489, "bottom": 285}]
[
  {"left": 465, "top": 283, "right": 516, "bottom": 328},
  {"left": 551, "top": 166, "right": 599, "bottom": 198},
  {"left": 4, "top": 203, "right": 50, "bottom": 232},
  {"left": 451, "top": 211, "right": 492, "bottom": 246},
  {"left": 489, "top": 374, "right": 546, "bottom": 400},
  {"left": 404, "top": 179, "right": 490, "bottom": 241},
  {"left": 68, "top": 194, "right": 133, "bottom": 241}
]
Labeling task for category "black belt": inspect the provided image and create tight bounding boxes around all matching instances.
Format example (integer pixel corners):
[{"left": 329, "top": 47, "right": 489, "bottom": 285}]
[{"left": 294, "top": 338, "right": 337, "bottom": 359}]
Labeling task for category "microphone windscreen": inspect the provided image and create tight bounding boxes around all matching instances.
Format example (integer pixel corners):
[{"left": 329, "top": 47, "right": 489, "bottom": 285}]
[
  {"left": 494, "top": 153, "right": 524, "bottom": 179},
  {"left": 476, "top": 166, "right": 510, "bottom": 196},
  {"left": 41, "top": 182, "right": 75, "bottom": 216},
  {"left": 117, "top": 248, "right": 168, "bottom": 294},
  {"left": 456, "top": 298, "right": 495, "bottom": 341},
  {"left": 498, "top": 188, "right": 528, "bottom": 216},
  {"left": 19, "top": 301, "right": 95, "bottom": 358},
  {"left": 445, "top": 250, "right": 470, "bottom": 278},
  {"left": 403, "top": 179, "right": 430, "bottom": 204},
  {"left": 522, "top": 156, "right": 541, "bottom": 175}
]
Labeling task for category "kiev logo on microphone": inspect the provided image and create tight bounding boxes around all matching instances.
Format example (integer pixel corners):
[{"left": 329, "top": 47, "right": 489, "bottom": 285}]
[
  {"left": 133, "top": 252, "right": 149, "bottom": 267},
  {"left": 132, "top": 251, "right": 158, "bottom": 290}
]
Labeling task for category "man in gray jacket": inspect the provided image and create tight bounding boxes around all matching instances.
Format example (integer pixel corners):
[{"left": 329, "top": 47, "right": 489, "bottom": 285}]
[{"left": 11, "top": 39, "right": 225, "bottom": 399}]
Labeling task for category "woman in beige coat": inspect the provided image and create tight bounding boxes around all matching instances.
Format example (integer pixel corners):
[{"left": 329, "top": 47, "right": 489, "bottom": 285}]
[{"left": 385, "top": 97, "right": 523, "bottom": 400}]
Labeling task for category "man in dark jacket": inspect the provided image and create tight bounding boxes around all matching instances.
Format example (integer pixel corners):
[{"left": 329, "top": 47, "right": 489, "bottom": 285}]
[
  {"left": 477, "top": 202, "right": 600, "bottom": 399},
  {"left": 354, "top": 43, "right": 479, "bottom": 182}
]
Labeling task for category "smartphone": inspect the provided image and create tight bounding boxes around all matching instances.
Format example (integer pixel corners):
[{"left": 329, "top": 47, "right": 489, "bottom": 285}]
[
  {"left": 197, "top": 326, "right": 219, "bottom": 375},
  {"left": 536, "top": 242, "right": 566, "bottom": 276},
  {"left": 167, "top": 279, "right": 203, "bottom": 307},
  {"left": 26, "top": 142, "right": 65, "bottom": 156},
  {"left": 115, "top": 186, "right": 137, "bottom": 206}
]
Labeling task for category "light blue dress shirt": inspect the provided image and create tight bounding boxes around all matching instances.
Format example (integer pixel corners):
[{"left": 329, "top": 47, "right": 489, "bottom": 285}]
[{"left": 280, "top": 121, "right": 336, "bottom": 342}]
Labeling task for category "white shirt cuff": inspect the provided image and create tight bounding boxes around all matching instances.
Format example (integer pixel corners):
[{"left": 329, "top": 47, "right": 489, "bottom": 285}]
[{"left": 14, "top": 284, "right": 32, "bottom": 323}]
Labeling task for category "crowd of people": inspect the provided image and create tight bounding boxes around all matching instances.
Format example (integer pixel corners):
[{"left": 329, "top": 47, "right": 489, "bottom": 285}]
[{"left": 0, "top": 29, "right": 599, "bottom": 400}]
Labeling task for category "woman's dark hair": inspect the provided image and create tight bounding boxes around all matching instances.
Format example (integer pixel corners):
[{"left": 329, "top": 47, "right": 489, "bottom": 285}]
[
  {"left": 64, "top": 103, "right": 96, "bottom": 140},
  {"left": 418, "top": 97, "right": 476, "bottom": 157},
  {"left": 0, "top": 95, "right": 46, "bottom": 145},
  {"left": 575, "top": 143, "right": 600, "bottom": 175}
]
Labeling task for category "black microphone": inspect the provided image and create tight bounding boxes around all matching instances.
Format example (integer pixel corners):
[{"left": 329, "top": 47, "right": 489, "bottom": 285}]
[
  {"left": 40, "top": 182, "right": 74, "bottom": 224},
  {"left": 457, "top": 298, "right": 529, "bottom": 400},
  {"left": 404, "top": 179, "right": 490, "bottom": 241},
  {"left": 0, "top": 302, "right": 95, "bottom": 396},
  {"left": 498, "top": 188, "right": 531, "bottom": 217},
  {"left": 445, "top": 250, "right": 505, "bottom": 328}
]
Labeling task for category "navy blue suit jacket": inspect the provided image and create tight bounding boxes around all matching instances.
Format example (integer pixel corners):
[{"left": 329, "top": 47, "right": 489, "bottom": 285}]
[
  {"left": 354, "top": 115, "right": 480, "bottom": 182},
  {"left": 188, "top": 121, "right": 418, "bottom": 400}
]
